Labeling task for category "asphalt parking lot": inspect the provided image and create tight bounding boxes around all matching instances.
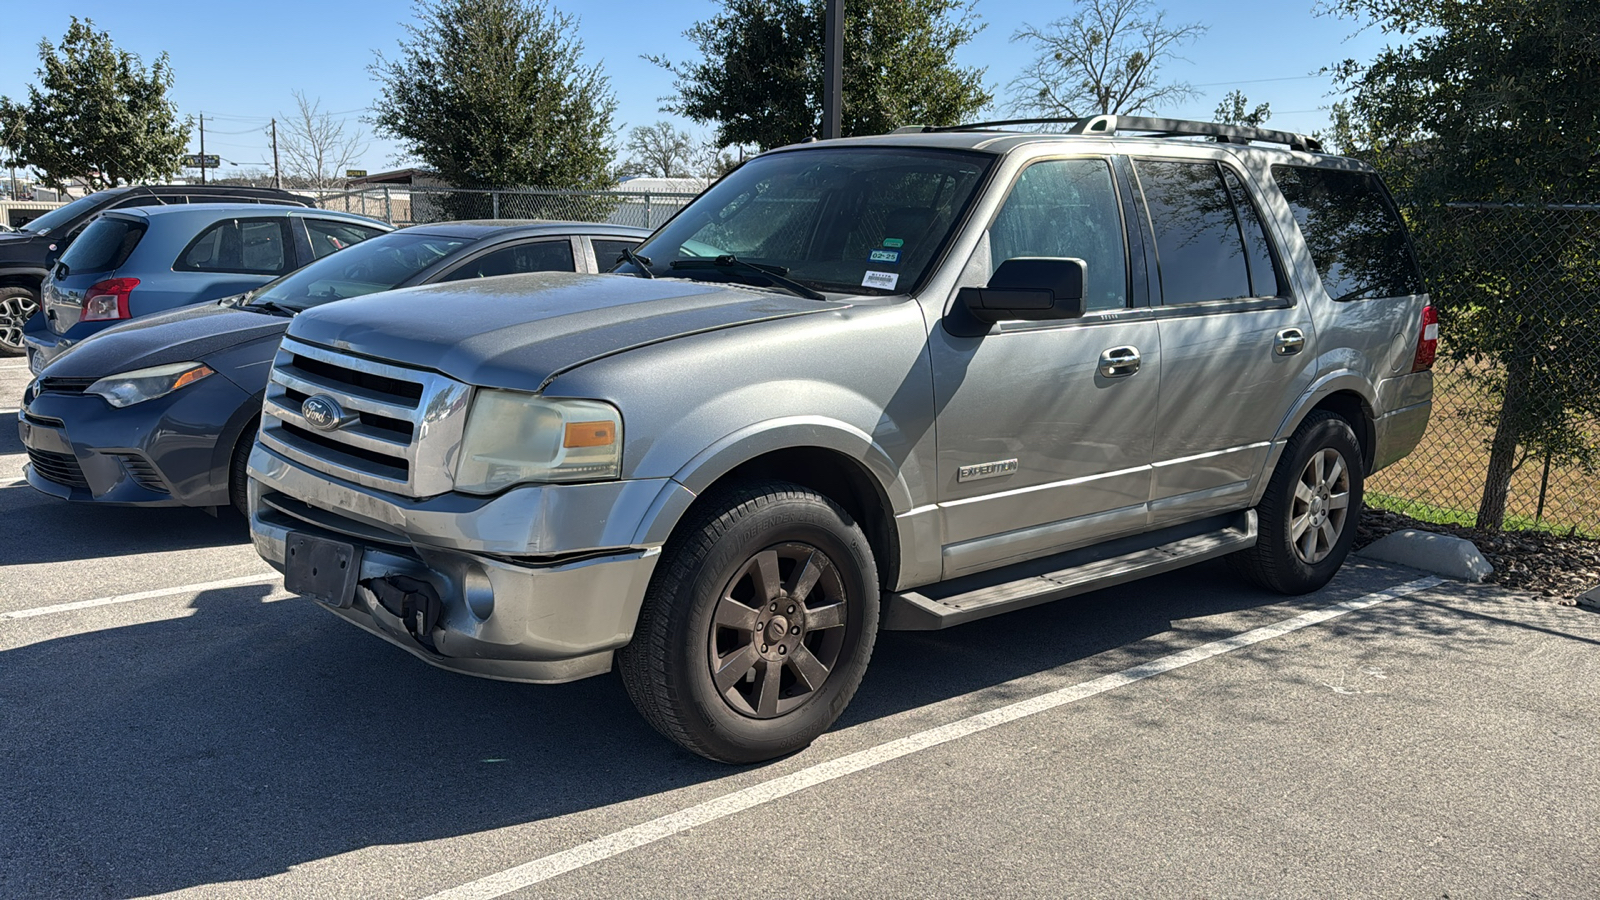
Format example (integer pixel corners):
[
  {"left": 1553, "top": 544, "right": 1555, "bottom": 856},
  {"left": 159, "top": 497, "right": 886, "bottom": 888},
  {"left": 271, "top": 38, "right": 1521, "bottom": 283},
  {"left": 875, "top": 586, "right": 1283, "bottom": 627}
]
[{"left": 3, "top": 358, "right": 1598, "bottom": 900}]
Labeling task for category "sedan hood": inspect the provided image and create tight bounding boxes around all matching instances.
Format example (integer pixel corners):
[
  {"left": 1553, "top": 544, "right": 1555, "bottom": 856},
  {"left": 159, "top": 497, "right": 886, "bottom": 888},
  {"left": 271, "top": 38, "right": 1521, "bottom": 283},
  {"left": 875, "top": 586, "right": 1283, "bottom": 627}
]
[
  {"left": 285, "top": 272, "right": 836, "bottom": 392},
  {"left": 42, "top": 301, "right": 289, "bottom": 378}
]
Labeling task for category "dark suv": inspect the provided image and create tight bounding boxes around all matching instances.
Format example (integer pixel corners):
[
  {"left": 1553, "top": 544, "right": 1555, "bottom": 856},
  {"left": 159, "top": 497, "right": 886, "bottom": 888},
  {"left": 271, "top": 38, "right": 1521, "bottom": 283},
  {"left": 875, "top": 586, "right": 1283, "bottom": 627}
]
[{"left": 0, "top": 184, "right": 313, "bottom": 355}]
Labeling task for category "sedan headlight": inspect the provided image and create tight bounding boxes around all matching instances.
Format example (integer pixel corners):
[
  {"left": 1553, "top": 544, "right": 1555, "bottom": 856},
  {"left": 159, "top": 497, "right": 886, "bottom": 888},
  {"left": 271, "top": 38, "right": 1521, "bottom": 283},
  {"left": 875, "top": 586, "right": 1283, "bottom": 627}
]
[
  {"left": 86, "top": 362, "right": 215, "bottom": 408},
  {"left": 454, "top": 390, "right": 622, "bottom": 494}
]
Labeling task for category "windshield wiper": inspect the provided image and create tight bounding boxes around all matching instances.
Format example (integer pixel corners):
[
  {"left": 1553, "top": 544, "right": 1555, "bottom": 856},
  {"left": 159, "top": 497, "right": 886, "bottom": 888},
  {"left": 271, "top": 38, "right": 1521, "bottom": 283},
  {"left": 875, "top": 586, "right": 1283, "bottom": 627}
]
[
  {"left": 618, "top": 247, "right": 654, "bottom": 278},
  {"left": 669, "top": 255, "right": 826, "bottom": 301},
  {"left": 248, "top": 299, "right": 298, "bottom": 316}
]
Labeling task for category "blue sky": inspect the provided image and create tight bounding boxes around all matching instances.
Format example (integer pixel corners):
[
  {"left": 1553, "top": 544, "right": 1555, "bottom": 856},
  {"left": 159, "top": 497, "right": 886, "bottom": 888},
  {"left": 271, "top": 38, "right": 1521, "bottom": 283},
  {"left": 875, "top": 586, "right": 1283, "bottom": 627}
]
[{"left": 1, "top": 0, "right": 1393, "bottom": 179}]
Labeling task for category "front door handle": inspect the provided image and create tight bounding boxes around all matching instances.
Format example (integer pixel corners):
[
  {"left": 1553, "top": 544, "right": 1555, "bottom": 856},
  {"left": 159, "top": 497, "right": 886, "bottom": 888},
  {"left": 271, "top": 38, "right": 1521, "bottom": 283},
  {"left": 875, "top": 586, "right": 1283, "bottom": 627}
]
[
  {"left": 1099, "top": 346, "right": 1141, "bottom": 377},
  {"left": 1275, "top": 328, "right": 1306, "bottom": 356}
]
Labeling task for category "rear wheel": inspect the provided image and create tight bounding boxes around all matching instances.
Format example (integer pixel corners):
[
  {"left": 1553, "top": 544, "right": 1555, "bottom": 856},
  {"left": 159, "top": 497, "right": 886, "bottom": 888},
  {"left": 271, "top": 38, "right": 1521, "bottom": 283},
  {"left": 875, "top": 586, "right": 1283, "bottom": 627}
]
[
  {"left": 617, "top": 481, "right": 878, "bottom": 763},
  {"left": 1231, "top": 411, "right": 1364, "bottom": 594},
  {"left": 0, "top": 286, "right": 40, "bottom": 357}
]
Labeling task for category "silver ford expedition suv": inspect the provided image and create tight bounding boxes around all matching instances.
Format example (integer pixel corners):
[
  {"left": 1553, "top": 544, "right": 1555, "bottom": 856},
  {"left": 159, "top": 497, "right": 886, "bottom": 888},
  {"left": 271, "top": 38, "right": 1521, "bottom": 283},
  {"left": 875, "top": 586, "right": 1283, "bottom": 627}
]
[{"left": 248, "top": 116, "right": 1435, "bottom": 763}]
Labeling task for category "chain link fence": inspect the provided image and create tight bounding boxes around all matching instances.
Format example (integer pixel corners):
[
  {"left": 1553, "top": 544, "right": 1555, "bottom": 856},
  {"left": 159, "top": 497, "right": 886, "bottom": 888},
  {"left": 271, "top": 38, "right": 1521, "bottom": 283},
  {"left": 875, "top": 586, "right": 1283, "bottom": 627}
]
[
  {"left": 313, "top": 186, "right": 697, "bottom": 230},
  {"left": 1368, "top": 202, "right": 1600, "bottom": 536}
]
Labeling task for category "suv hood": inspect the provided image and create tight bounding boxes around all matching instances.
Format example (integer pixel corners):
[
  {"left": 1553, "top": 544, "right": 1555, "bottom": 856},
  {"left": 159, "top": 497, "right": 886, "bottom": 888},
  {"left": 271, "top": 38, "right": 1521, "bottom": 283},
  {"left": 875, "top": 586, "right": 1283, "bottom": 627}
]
[
  {"left": 285, "top": 272, "right": 836, "bottom": 392},
  {"left": 41, "top": 301, "right": 288, "bottom": 378}
]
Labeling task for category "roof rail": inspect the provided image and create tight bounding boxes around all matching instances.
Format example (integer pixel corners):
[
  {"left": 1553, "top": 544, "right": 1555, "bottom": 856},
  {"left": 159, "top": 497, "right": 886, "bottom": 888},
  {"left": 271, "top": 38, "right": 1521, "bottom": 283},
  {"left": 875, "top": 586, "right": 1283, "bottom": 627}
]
[{"left": 895, "top": 115, "right": 1323, "bottom": 153}]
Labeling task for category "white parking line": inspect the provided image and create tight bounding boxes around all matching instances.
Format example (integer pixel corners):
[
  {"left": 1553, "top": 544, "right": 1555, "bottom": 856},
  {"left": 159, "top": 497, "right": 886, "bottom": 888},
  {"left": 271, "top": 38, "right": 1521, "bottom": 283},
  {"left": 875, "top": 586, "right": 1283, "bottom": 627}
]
[
  {"left": 423, "top": 575, "right": 1444, "bottom": 900},
  {"left": 0, "top": 407, "right": 19, "bottom": 415},
  {"left": 2, "top": 573, "right": 283, "bottom": 620},
  {"left": 0, "top": 363, "right": 31, "bottom": 370}
]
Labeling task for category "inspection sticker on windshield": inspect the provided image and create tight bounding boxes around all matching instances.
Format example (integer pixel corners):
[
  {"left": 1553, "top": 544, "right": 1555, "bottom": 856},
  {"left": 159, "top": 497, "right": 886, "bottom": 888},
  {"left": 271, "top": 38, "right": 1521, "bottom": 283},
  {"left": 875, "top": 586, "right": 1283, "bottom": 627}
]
[
  {"left": 862, "top": 270, "right": 900, "bottom": 290},
  {"left": 868, "top": 249, "right": 901, "bottom": 263},
  {"left": 882, "top": 238, "right": 904, "bottom": 248}
]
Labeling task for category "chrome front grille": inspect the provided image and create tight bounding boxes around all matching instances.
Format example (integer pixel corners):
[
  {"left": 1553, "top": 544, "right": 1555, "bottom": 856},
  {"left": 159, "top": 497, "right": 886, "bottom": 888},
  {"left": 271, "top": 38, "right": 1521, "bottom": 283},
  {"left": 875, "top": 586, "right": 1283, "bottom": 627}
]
[{"left": 260, "top": 337, "right": 472, "bottom": 497}]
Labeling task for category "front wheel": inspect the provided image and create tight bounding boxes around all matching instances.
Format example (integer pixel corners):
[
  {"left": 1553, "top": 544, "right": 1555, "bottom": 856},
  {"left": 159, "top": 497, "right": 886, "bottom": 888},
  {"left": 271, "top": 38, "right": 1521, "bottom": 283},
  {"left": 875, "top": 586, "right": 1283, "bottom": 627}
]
[
  {"left": 1231, "top": 411, "right": 1364, "bottom": 595},
  {"left": 617, "top": 481, "right": 879, "bottom": 763},
  {"left": 0, "top": 286, "right": 40, "bottom": 357}
]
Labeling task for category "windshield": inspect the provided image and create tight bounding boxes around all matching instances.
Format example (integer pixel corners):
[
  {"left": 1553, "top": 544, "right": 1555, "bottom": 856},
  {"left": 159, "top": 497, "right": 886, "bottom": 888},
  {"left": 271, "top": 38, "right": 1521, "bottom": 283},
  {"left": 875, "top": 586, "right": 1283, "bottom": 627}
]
[
  {"left": 249, "top": 231, "right": 471, "bottom": 312},
  {"left": 20, "top": 191, "right": 121, "bottom": 235},
  {"left": 621, "top": 146, "right": 992, "bottom": 296}
]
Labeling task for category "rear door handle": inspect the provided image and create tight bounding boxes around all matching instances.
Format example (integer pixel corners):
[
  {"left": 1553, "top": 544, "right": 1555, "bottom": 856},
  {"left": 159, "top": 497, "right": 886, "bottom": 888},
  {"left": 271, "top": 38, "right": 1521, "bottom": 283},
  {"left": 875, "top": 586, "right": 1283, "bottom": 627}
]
[
  {"left": 1275, "top": 328, "right": 1306, "bottom": 355},
  {"left": 1099, "top": 346, "right": 1141, "bottom": 377}
]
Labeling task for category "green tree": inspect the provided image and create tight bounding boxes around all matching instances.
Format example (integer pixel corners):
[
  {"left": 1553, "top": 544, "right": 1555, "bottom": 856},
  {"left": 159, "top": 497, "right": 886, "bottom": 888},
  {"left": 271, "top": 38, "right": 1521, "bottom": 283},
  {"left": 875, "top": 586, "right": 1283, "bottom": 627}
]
[
  {"left": 370, "top": 0, "right": 618, "bottom": 199},
  {"left": 1213, "top": 90, "right": 1270, "bottom": 127},
  {"left": 2, "top": 18, "right": 188, "bottom": 192},
  {"left": 1329, "top": 0, "right": 1600, "bottom": 529},
  {"left": 652, "top": 0, "right": 991, "bottom": 151},
  {"left": 1009, "top": 0, "right": 1206, "bottom": 118}
]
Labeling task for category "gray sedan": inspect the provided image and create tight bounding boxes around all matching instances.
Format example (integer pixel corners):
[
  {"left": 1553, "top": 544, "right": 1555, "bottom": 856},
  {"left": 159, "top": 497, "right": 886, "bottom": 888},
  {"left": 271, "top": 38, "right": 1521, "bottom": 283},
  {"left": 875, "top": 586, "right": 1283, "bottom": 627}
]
[{"left": 17, "top": 221, "right": 650, "bottom": 514}]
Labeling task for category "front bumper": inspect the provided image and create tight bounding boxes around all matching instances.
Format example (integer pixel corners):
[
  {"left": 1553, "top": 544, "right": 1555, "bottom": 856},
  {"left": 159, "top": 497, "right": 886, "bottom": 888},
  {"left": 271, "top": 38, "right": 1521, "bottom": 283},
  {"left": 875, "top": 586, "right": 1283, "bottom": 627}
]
[
  {"left": 248, "top": 444, "right": 693, "bottom": 683},
  {"left": 17, "top": 376, "right": 251, "bottom": 507}
]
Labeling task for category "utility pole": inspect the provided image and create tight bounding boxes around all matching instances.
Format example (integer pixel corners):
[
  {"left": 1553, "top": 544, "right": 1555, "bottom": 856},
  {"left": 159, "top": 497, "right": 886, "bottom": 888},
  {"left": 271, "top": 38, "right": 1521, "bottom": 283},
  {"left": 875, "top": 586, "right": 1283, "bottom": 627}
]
[
  {"left": 271, "top": 118, "right": 281, "bottom": 188},
  {"left": 199, "top": 112, "right": 206, "bottom": 186},
  {"left": 822, "top": 0, "right": 844, "bottom": 140}
]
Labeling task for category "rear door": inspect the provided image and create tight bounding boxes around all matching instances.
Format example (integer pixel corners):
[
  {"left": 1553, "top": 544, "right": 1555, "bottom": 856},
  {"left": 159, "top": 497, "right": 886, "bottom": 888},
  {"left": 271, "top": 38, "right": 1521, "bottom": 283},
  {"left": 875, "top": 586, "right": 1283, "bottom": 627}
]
[
  {"left": 148, "top": 216, "right": 298, "bottom": 315},
  {"left": 1133, "top": 157, "right": 1317, "bottom": 524},
  {"left": 435, "top": 237, "right": 578, "bottom": 280},
  {"left": 928, "top": 155, "right": 1163, "bottom": 579}
]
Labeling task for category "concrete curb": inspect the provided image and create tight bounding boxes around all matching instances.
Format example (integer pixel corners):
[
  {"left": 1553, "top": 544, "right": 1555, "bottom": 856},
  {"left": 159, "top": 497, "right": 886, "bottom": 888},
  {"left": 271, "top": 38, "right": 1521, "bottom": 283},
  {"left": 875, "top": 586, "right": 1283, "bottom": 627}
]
[{"left": 1356, "top": 529, "right": 1494, "bottom": 583}]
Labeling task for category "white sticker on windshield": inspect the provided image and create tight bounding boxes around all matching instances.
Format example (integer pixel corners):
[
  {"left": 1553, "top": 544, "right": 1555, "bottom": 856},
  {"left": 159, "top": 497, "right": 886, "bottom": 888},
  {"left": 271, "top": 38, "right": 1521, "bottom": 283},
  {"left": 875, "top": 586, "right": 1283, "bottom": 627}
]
[{"left": 862, "top": 270, "right": 899, "bottom": 290}]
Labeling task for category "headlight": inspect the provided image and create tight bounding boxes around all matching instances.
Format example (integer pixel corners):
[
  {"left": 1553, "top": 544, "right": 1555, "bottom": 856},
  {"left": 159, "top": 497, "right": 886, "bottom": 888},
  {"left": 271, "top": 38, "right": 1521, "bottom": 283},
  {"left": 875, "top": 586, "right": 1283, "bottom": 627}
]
[
  {"left": 86, "top": 362, "right": 215, "bottom": 408},
  {"left": 454, "top": 390, "right": 622, "bottom": 494}
]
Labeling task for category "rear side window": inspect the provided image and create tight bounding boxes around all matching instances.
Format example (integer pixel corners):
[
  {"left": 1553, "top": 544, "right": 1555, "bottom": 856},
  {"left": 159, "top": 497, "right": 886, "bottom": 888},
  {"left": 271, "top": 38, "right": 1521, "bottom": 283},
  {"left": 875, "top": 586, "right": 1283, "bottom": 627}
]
[
  {"left": 439, "top": 239, "right": 575, "bottom": 281},
  {"left": 592, "top": 238, "right": 641, "bottom": 271},
  {"left": 305, "top": 219, "right": 388, "bottom": 260},
  {"left": 1272, "top": 165, "right": 1424, "bottom": 301},
  {"left": 176, "top": 218, "right": 293, "bottom": 275},
  {"left": 1134, "top": 159, "right": 1258, "bottom": 305},
  {"left": 58, "top": 216, "right": 146, "bottom": 274},
  {"left": 989, "top": 158, "right": 1128, "bottom": 311}
]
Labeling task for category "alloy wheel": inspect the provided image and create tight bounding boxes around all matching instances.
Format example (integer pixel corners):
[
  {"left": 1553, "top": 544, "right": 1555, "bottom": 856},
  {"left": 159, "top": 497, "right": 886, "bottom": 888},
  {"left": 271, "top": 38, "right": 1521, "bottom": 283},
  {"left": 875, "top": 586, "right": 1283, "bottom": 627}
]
[
  {"left": 0, "top": 294, "right": 38, "bottom": 353},
  {"left": 1291, "top": 447, "right": 1351, "bottom": 564}
]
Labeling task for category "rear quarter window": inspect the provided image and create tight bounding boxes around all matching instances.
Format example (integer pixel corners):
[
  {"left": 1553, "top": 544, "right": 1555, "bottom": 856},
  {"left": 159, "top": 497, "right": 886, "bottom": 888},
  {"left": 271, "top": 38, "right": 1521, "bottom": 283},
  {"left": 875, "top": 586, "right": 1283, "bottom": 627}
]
[
  {"left": 57, "top": 216, "right": 147, "bottom": 274},
  {"left": 1271, "top": 165, "right": 1425, "bottom": 301}
]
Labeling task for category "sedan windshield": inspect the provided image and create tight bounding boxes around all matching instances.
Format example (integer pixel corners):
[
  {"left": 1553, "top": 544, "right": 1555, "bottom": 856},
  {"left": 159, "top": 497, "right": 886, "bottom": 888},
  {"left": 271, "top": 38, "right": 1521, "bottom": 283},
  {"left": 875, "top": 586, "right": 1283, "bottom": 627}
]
[
  {"left": 248, "top": 231, "right": 470, "bottom": 312},
  {"left": 620, "top": 146, "right": 992, "bottom": 296}
]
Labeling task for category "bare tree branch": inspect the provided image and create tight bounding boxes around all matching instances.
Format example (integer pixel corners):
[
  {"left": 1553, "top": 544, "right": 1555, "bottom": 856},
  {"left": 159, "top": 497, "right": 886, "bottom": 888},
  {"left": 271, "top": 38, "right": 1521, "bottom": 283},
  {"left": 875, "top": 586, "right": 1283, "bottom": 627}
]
[
  {"left": 278, "top": 91, "right": 368, "bottom": 191},
  {"left": 1008, "top": 0, "right": 1207, "bottom": 118}
]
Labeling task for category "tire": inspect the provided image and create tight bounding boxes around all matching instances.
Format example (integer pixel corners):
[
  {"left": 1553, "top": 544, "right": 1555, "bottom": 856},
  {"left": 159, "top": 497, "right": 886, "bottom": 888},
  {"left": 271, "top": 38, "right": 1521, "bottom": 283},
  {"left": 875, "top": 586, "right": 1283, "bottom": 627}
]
[
  {"left": 0, "top": 286, "right": 40, "bottom": 358},
  {"left": 1231, "top": 411, "right": 1364, "bottom": 595},
  {"left": 228, "top": 425, "right": 257, "bottom": 518},
  {"left": 617, "top": 480, "right": 879, "bottom": 764}
]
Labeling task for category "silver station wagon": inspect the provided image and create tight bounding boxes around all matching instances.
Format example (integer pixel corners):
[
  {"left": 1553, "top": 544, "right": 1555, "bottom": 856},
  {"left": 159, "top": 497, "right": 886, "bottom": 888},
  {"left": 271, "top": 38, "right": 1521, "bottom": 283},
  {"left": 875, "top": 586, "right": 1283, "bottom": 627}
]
[{"left": 246, "top": 116, "right": 1435, "bottom": 762}]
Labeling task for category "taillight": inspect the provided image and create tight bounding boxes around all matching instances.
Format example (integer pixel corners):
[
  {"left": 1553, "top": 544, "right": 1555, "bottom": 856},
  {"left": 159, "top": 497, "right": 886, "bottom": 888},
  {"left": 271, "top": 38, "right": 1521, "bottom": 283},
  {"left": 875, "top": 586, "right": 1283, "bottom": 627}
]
[
  {"left": 1412, "top": 303, "right": 1438, "bottom": 372},
  {"left": 81, "top": 278, "right": 140, "bottom": 322}
]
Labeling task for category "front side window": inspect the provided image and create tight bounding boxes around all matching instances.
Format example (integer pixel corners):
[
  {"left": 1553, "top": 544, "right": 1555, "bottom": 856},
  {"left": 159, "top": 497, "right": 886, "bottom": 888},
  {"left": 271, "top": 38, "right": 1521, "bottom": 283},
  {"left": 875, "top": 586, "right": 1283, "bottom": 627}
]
[
  {"left": 1135, "top": 160, "right": 1255, "bottom": 305},
  {"left": 1272, "top": 165, "right": 1424, "bottom": 301},
  {"left": 440, "top": 239, "right": 575, "bottom": 280},
  {"left": 989, "top": 158, "right": 1128, "bottom": 312},
  {"left": 177, "top": 218, "right": 292, "bottom": 275},
  {"left": 624, "top": 147, "right": 993, "bottom": 295},
  {"left": 305, "top": 219, "right": 387, "bottom": 260}
]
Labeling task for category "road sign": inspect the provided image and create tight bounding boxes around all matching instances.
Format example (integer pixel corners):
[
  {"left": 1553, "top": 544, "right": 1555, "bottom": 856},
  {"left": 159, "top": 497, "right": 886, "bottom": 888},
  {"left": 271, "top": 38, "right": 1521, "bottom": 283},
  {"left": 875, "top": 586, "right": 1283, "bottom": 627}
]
[
  {"left": 345, "top": 169, "right": 367, "bottom": 178},
  {"left": 182, "top": 154, "right": 221, "bottom": 169}
]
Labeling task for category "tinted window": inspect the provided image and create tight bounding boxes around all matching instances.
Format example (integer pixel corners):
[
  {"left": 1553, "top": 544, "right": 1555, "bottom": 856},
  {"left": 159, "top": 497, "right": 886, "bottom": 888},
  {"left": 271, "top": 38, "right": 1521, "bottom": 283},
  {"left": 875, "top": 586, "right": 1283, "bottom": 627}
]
[
  {"left": 1272, "top": 165, "right": 1424, "bottom": 301},
  {"left": 58, "top": 216, "right": 146, "bottom": 274},
  {"left": 111, "top": 195, "right": 173, "bottom": 209},
  {"left": 592, "top": 238, "right": 641, "bottom": 271},
  {"left": 19, "top": 192, "right": 119, "bottom": 236},
  {"left": 990, "top": 158, "right": 1127, "bottom": 312},
  {"left": 249, "top": 232, "right": 471, "bottom": 312},
  {"left": 306, "top": 219, "right": 388, "bottom": 260},
  {"left": 1136, "top": 160, "right": 1252, "bottom": 304},
  {"left": 440, "top": 239, "right": 575, "bottom": 281},
  {"left": 177, "top": 218, "right": 292, "bottom": 274},
  {"left": 1222, "top": 169, "right": 1284, "bottom": 297},
  {"left": 627, "top": 147, "right": 992, "bottom": 295}
]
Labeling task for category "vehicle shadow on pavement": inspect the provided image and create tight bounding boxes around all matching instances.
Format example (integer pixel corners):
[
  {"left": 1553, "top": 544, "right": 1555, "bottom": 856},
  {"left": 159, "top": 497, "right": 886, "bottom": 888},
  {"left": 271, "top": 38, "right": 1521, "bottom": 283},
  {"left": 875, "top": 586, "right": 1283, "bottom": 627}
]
[
  {"left": 0, "top": 561, "right": 1530, "bottom": 897},
  {"left": 0, "top": 485, "right": 248, "bottom": 566}
]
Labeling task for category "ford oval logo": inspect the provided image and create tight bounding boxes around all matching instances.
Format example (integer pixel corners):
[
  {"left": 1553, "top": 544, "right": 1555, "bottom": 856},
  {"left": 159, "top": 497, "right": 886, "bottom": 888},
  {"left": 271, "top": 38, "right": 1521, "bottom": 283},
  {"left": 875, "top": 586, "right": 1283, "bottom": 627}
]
[{"left": 301, "top": 394, "right": 346, "bottom": 431}]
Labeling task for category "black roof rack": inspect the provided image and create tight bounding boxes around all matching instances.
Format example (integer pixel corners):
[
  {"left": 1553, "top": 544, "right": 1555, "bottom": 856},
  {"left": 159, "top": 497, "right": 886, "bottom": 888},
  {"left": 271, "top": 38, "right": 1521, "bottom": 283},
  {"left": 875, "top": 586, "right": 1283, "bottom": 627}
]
[{"left": 893, "top": 114, "right": 1323, "bottom": 153}]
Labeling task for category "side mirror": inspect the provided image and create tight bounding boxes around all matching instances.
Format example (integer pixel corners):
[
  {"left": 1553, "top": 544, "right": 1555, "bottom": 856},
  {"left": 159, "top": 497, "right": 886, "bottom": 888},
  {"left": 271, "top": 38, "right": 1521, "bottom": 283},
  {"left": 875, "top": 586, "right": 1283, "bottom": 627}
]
[{"left": 949, "top": 257, "right": 1087, "bottom": 335}]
